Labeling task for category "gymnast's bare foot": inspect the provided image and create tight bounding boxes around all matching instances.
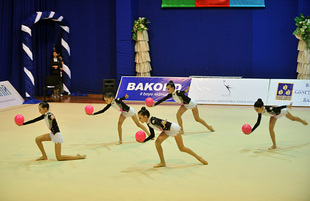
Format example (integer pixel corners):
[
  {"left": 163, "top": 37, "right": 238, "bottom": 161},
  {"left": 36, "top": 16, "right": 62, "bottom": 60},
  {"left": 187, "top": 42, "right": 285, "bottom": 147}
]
[
  {"left": 198, "top": 157, "right": 208, "bottom": 165},
  {"left": 208, "top": 125, "right": 215, "bottom": 132},
  {"left": 77, "top": 154, "right": 86, "bottom": 159},
  {"left": 302, "top": 120, "right": 308, "bottom": 125},
  {"left": 116, "top": 141, "right": 122, "bottom": 145},
  {"left": 153, "top": 162, "right": 166, "bottom": 168},
  {"left": 268, "top": 145, "right": 277, "bottom": 150},
  {"left": 36, "top": 156, "right": 48, "bottom": 161}
]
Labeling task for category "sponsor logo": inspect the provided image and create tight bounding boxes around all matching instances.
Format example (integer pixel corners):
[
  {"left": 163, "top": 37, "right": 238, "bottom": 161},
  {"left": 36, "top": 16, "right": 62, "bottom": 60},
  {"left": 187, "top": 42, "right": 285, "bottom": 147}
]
[
  {"left": 117, "top": 77, "right": 191, "bottom": 102},
  {"left": 275, "top": 83, "right": 294, "bottom": 101},
  {"left": 126, "top": 82, "right": 182, "bottom": 91},
  {"left": 0, "top": 85, "right": 12, "bottom": 96},
  {"left": 222, "top": 80, "right": 233, "bottom": 97},
  {"left": 294, "top": 90, "right": 310, "bottom": 95},
  {"left": 303, "top": 98, "right": 310, "bottom": 102}
]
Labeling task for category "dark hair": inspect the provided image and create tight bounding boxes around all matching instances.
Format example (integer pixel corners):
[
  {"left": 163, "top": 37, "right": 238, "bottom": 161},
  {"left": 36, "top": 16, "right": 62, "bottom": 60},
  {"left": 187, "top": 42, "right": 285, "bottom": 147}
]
[
  {"left": 166, "top": 80, "right": 175, "bottom": 89},
  {"left": 138, "top": 107, "right": 150, "bottom": 117},
  {"left": 254, "top": 98, "right": 264, "bottom": 107},
  {"left": 103, "top": 92, "right": 115, "bottom": 99},
  {"left": 39, "top": 101, "right": 49, "bottom": 110}
]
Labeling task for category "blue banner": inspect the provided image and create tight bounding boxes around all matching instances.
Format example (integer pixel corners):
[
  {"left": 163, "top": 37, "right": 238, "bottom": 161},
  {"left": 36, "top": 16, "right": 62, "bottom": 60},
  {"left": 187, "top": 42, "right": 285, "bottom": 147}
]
[
  {"left": 230, "top": 0, "right": 265, "bottom": 7},
  {"left": 116, "top": 76, "right": 192, "bottom": 102}
]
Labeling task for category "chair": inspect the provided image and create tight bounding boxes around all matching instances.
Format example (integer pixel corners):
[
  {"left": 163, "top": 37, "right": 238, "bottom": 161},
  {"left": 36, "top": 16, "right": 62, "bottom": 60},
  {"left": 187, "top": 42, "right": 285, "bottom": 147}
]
[
  {"left": 43, "top": 75, "right": 61, "bottom": 102},
  {"left": 102, "top": 79, "right": 117, "bottom": 100}
]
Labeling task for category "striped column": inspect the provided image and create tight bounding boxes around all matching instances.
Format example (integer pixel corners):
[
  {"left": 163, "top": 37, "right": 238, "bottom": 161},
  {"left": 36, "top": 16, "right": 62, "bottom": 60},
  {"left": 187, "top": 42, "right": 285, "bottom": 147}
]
[{"left": 21, "top": 11, "right": 71, "bottom": 99}]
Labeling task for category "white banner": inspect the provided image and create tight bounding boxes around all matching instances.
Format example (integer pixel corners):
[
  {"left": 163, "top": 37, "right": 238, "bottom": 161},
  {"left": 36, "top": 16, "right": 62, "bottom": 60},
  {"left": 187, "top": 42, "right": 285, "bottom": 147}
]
[
  {"left": 188, "top": 78, "right": 269, "bottom": 105},
  {"left": 0, "top": 81, "right": 24, "bottom": 109},
  {"left": 267, "top": 79, "right": 310, "bottom": 106}
]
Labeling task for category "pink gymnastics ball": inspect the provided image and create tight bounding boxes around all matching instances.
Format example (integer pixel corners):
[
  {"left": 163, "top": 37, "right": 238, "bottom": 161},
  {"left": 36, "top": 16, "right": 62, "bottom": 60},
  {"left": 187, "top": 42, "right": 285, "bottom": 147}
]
[
  {"left": 242, "top": 124, "right": 252, "bottom": 135},
  {"left": 135, "top": 130, "right": 146, "bottom": 142},
  {"left": 14, "top": 114, "right": 24, "bottom": 126},
  {"left": 145, "top": 97, "right": 154, "bottom": 107},
  {"left": 85, "top": 105, "right": 94, "bottom": 115}
]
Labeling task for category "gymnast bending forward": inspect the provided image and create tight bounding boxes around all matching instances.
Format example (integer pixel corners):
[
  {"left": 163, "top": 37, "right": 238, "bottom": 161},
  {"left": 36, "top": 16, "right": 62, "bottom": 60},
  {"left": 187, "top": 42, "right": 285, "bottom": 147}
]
[
  {"left": 91, "top": 92, "right": 150, "bottom": 145},
  {"left": 251, "top": 98, "right": 308, "bottom": 150},
  {"left": 138, "top": 106, "right": 208, "bottom": 168},
  {"left": 152, "top": 80, "right": 214, "bottom": 134}
]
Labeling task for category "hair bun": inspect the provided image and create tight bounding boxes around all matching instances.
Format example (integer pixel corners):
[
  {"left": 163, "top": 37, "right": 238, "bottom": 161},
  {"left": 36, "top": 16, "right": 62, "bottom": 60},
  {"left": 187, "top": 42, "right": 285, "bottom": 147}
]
[
  {"left": 141, "top": 106, "right": 146, "bottom": 110},
  {"left": 254, "top": 98, "right": 264, "bottom": 107}
]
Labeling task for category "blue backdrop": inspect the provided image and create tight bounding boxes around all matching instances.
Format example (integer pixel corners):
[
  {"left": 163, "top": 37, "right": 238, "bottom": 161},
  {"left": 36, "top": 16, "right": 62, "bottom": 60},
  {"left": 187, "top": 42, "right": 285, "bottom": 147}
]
[{"left": 0, "top": 0, "right": 309, "bottom": 96}]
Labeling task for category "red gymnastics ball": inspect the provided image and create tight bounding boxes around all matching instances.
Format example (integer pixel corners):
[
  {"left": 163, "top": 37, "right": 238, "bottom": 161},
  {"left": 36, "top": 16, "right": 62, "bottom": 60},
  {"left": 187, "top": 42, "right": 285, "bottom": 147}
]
[
  {"left": 145, "top": 97, "right": 154, "bottom": 107},
  {"left": 135, "top": 130, "right": 146, "bottom": 142},
  {"left": 14, "top": 114, "right": 24, "bottom": 126},
  {"left": 85, "top": 105, "right": 94, "bottom": 115},
  {"left": 242, "top": 124, "right": 252, "bottom": 135}
]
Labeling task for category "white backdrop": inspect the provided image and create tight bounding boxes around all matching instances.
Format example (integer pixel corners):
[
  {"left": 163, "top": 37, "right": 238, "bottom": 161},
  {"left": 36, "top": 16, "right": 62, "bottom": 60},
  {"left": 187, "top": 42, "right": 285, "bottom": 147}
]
[{"left": 188, "top": 78, "right": 270, "bottom": 105}]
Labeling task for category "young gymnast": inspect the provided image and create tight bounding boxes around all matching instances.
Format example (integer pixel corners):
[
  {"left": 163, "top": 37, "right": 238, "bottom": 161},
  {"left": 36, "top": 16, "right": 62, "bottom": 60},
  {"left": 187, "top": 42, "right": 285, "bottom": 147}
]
[
  {"left": 138, "top": 106, "right": 208, "bottom": 168},
  {"left": 21, "top": 101, "right": 86, "bottom": 161},
  {"left": 151, "top": 80, "right": 214, "bottom": 134},
  {"left": 91, "top": 92, "right": 151, "bottom": 145},
  {"left": 251, "top": 98, "right": 308, "bottom": 150}
]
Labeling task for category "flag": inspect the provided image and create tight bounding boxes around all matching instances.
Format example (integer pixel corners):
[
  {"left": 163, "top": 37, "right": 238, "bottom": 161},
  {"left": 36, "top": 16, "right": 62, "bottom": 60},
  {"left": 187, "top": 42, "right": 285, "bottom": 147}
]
[{"left": 162, "top": 0, "right": 265, "bottom": 7}]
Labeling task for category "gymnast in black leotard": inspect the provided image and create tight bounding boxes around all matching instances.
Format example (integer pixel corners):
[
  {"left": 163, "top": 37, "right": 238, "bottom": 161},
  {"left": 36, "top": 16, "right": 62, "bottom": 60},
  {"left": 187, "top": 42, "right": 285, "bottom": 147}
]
[
  {"left": 251, "top": 98, "right": 308, "bottom": 150},
  {"left": 21, "top": 101, "right": 86, "bottom": 161},
  {"left": 91, "top": 92, "right": 150, "bottom": 145},
  {"left": 151, "top": 80, "right": 214, "bottom": 134},
  {"left": 138, "top": 107, "right": 208, "bottom": 168}
]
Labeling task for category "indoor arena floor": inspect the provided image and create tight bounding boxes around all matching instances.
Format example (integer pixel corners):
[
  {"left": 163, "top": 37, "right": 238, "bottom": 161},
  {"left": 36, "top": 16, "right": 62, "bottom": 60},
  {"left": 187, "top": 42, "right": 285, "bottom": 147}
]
[{"left": 1, "top": 102, "right": 310, "bottom": 201}]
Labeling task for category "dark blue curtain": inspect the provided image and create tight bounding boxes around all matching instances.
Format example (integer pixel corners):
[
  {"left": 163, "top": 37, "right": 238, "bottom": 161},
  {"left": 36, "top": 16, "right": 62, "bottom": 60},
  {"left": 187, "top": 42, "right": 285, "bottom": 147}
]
[
  {"left": 115, "top": 0, "right": 138, "bottom": 82},
  {"left": 1, "top": 0, "right": 116, "bottom": 96},
  {"left": 0, "top": 0, "right": 56, "bottom": 96},
  {"left": 1, "top": 0, "right": 309, "bottom": 97},
  {"left": 136, "top": 0, "right": 309, "bottom": 79},
  {"left": 54, "top": 0, "right": 117, "bottom": 94},
  {"left": 298, "top": 0, "right": 310, "bottom": 14}
]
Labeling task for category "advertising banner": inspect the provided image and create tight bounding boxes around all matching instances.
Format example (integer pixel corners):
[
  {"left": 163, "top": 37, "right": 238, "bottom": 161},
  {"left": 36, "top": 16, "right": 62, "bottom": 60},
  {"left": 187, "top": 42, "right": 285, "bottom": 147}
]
[
  {"left": 267, "top": 79, "right": 310, "bottom": 106},
  {"left": 0, "top": 81, "right": 24, "bottom": 109},
  {"left": 188, "top": 78, "right": 269, "bottom": 105},
  {"left": 116, "top": 76, "right": 192, "bottom": 102}
]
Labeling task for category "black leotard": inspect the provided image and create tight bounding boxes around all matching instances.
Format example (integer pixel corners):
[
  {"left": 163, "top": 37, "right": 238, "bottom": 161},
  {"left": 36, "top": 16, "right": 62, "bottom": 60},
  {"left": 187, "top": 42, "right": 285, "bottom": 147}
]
[
  {"left": 23, "top": 112, "right": 60, "bottom": 134},
  {"left": 154, "top": 90, "right": 191, "bottom": 106},
  {"left": 93, "top": 96, "right": 129, "bottom": 115},
  {"left": 143, "top": 116, "right": 172, "bottom": 142},
  {"left": 251, "top": 105, "right": 287, "bottom": 132}
]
